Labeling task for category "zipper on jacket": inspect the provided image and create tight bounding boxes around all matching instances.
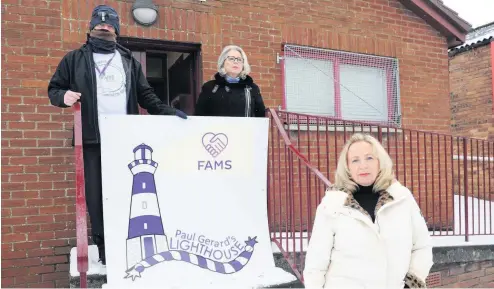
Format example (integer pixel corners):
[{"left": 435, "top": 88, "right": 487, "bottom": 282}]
[
  {"left": 245, "top": 86, "right": 251, "bottom": 117},
  {"left": 85, "top": 50, "right": 100, "bottom": 143}
]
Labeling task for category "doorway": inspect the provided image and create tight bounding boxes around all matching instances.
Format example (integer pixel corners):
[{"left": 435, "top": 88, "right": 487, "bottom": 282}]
[{"left": 118, "top": 37, "right": 202, "bottom": 116}]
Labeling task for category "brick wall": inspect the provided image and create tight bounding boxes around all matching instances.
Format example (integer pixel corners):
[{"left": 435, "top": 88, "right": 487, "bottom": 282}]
[
  {"left": 449, "top": 44, "right": 494, "bottom": 204},
  {"left": 430, "top": 260, "right": 494, "bottom": 288},
  {"left": 450, "top": 44, "right": 494, "bottom": 140},
  {"left": 2, "top": 0, "right": 452, "bottom": 287}
]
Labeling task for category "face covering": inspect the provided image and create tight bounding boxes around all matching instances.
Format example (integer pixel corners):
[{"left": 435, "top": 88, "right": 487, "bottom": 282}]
[{"left": 88, "top": 29, "right": 117, "bottom": 54}]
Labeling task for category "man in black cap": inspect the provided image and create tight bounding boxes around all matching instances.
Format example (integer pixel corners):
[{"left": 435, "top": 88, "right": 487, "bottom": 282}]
[{"left": 48, "top": 5, "right": 187, "bottom": 265}]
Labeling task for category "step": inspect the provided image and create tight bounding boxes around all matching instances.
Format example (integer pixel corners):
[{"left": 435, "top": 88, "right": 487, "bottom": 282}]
[{"left": 69, "top": 245, "right": 303, "bottom": 288}]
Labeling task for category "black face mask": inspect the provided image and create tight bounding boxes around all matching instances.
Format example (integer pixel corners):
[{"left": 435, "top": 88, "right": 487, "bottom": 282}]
[{"left": 88, "top": 29, "right": 117, "bottom": 54}]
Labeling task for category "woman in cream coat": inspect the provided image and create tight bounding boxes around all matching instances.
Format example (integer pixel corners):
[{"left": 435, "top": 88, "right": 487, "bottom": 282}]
[{"left": 303, "top": 133, "right": 433, "bottom": 289}]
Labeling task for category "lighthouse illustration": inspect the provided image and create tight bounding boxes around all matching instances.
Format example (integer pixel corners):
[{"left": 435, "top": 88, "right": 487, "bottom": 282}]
[
  {"left": 126, "top": 144, "right": 168, "bottom": 270},
  {"left": 123, "top": 143, "right": 259, "bottom": 281}
]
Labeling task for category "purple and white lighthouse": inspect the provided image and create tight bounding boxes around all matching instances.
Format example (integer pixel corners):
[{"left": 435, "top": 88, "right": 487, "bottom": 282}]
[{"left": 126, "top": 144, "right": 168, "bottom": 269}]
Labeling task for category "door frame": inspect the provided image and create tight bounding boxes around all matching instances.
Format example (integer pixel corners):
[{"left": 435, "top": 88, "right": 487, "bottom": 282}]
[{"left": 118, "top": 37, "right": 203, "bottom": 110}]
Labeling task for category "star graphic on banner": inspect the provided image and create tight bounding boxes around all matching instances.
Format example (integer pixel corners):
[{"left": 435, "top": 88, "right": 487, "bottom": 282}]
[
  {"left": 125, "top": 268, "right": 142, "bottom": 281},
  {"left": 244, "top": 236, "right": 258, "bottom": 247}
]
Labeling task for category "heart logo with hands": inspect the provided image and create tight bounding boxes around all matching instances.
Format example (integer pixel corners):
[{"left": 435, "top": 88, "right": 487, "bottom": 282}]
[{"left": 202, "top": 133, "right": 229, "bottom": 158}]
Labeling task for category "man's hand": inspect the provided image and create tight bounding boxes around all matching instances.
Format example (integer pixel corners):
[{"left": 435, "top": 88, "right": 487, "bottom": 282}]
[{"left": 64, "top": 90, "right": 81, "bottom": 106}]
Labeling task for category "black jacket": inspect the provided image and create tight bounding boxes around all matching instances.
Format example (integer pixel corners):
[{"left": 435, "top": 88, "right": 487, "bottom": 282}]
[
  {"left": 48, "top": 42, "right": 178, "bottom": 145},
  {"left": 195, "top": 73, "right": 266, "bottom": 117}
]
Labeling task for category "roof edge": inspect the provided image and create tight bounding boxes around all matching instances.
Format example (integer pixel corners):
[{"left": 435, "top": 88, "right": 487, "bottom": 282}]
[
  {"left": 398, "top": 0, "right": 472, "bottom": 48},
  {"left": 448, "top": 37, "right": 494, "bottom": 57}
]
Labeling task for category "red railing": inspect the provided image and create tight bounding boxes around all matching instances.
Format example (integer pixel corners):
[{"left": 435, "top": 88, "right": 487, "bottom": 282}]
[
  {"left": 267, "top": 109, "right": 494, "bottom": 282},
  {"left": 266, "top": 108, "right": 332, "bottom": 282},
  {"left": 74, "top": 103, "right": 88, "bottom": 288}
]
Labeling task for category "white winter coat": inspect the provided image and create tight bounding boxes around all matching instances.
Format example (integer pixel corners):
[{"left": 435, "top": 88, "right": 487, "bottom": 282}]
[{"left": 303, "top": 181, "right": 433, "bottom": 289}]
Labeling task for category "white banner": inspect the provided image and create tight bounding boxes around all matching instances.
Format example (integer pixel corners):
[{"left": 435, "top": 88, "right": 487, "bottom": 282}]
[{"left": 99, "top": 115, "right": 293, "bottom": 288}]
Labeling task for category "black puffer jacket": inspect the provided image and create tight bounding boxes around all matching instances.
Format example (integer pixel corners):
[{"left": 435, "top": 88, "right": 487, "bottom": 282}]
[
  {"left": 47, "top": 42, "right": 178, "bottom": 145},
  {"left": 195, "top": 73, "right": 266, "bottom": 117}
]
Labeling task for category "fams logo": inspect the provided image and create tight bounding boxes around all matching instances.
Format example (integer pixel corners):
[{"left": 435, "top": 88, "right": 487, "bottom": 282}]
[{"left": 198, "top": 132, "right": 232, "bottom": 170}]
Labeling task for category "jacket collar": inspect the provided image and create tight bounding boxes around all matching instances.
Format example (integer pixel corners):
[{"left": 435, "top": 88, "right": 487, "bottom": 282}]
[
  {"left": 214, "top": 72, "right": 254, "bottom": 87},
  {"left": 344, "top": 190, "right": 394, "bottom": 220},
  {"left": 342, "top": 181, "right": 409, "bottom": 220}
]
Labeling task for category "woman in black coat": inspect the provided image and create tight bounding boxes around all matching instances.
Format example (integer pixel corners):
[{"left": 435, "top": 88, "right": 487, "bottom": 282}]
[{"left": 195, "top": 45, "right": 266, "bottom": 117}]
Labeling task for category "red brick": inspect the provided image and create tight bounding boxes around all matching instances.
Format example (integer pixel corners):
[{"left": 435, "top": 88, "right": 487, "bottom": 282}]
[
  {"left": 55, "top": 263, "right": 69, "bottom": 272},
  {"left": 2, "top": 199, "right": 27, "bottom": 207},
  {"left": 41, "top": 240, "right": 69, "bottom": 248},
  {"left": 39, "top": 206, "right": 66, "bottom": 215},
  {"left": 2, "top": 258, "right": 41, "bottom": 268},
  {"left": 14, "top": 274, "right": 42, "bottom": 285},
  {"left": 457, "top": 270, "right": 485, "bottom": 281},
  {"left": 13, "top": 241, "right": 41, "bottom": 250},
  {"left": 1, "top": 166, "right": 23, "bottom": 174},
  {"left": 1, "top": 267, "right": 27, "bottom": 277},
  {"left": 10, "top": 174, "right": 38, "bottom": 182},
  {"left": 2, "top": 226, "right": 12, "bottom": 234},
  {"left": 2, "top": 217, "right": 26, "bottom": 226},
  {"left": 40, "top": 223, "right": 67, "bottom": 232},
  {"left": 7, "top": 55, "right": 35, "bottom": 63},
  {"left": 41, "top": 255, "right": 67, "bottom": 265},
  {"left": 12, "top": 207, "right": 40, "bottom": 216},
  {"left": 41, "top": 271, "right": 67, "bottom": 282},
  {"left": 1, "top": 277, "right": 15, "bottom": 287},
  {"left": 13, "top": 225, "right": 39, "bottom": 233},
  {"left": 26, "top": 215, "right": 53, "bottom": 224},
  {"left": 28, "top": 231, "right": 55, "bottom": 241},
  {"left": 10, "top": 157, "right": 38, "bottom": 165},
  {"left": 452, "top": 277, "right": 481, "bottom": 288},
  {"left": 26, "top": 198, "right": 54, "bottom": 207},
  {"left": 11, "top": 191, "right": 39, "bottom": 199},
  {"left": 2, "top": 250, "right": 27, "bottom": 259},
  {"left": 30, "top": 281, "right": 56, "bottom": 287},
  {"left": 54, "top": 229, "right": 75, "bottom": 238},
  {"left": 28, "top": 248, "right": 54, "bottom": 257},
  {"left": 28, "top": 265, "right": 54, "bottom": 274},
  {"left": 480, "top": 274, "right": 494, "bottom": 283},
  {"left": 26, "top": 182, "right": 53, "bottom": 190}
]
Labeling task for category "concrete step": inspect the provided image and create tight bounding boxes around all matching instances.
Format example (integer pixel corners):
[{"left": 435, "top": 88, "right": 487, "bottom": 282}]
[{"left": 69, "top": 245, "right": 304, "bottom": 288}]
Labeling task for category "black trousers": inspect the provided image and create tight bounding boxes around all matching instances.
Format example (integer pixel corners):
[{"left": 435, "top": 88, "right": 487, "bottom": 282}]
[{"left": 82, "top": 144, "right": 105, "bottom": 261}]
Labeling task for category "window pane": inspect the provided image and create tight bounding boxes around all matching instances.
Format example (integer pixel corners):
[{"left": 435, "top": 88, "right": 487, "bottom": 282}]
[
  {"left": 284, "top": 57, "right": 335, "bottom": 116},
  {"left": 147, "top": 56, "right": 163, "bottom": 78},
  {"left": 340, "top": 64, "right": 388, "bottom": 122}
]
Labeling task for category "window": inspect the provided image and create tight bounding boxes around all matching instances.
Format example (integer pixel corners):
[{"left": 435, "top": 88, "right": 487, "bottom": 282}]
[{"left": 282, "top": 44, "right": 401, "bottom": 127}]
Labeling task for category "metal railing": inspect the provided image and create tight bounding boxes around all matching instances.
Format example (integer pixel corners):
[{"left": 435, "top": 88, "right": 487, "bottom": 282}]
[
  {"left": 266, "top": 108, "right": 332, "bottom": 282},
  {"left": 74, "top": 103, "right": 88, "bottom": 288},
  {"left": 267, "top": 109, "right": 494, "bottom": 282}
]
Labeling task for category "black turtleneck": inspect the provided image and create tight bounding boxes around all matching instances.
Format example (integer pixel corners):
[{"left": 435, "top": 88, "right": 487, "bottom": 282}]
[{"left": 353, "top": 184, "right": 380, "bottom": 222}]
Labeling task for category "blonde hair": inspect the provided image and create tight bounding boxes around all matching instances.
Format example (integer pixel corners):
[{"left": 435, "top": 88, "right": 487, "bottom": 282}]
[
  {"left": 217, "top": 45, "right": 251, "bottom": 79},
  {"left": 334, "top": 133, "right": 394, "bottom": 193}
]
